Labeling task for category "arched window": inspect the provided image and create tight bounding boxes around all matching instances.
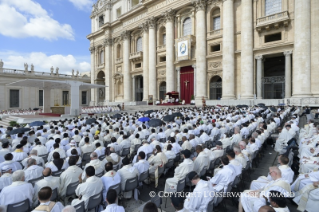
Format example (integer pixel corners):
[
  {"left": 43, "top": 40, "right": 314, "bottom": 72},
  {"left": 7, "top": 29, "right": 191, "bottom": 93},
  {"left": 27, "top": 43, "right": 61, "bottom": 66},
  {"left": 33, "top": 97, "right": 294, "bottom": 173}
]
[
  {"left": 163, "top": 34, "right": 166, "bottom": 45},
  {"left": 117, "top": 44, "right": 121, "bottom": 59},
  {"left": 209, "top": 76, "right": 222, "bottom": 100},
  {"left": 136, "top": 37, "right": 142, "bottom": 52},
  {"left": 100, "top": 51, "right": 104, "bottom": 64},
  {"left": 183, "top": 18, "right": 192, "bottom": 36},
  {"left": 211, "top": 8, "right": 221, "bottom": 31},
  {"left": 265, "top": 0, "right": 281, "bottom": 16}
]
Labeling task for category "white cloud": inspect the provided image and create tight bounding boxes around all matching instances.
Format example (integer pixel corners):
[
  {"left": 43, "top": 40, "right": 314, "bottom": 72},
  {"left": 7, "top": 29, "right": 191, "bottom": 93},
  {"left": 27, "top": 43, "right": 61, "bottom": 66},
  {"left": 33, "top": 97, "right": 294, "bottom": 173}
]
[
  {"left": 0, "top": 0, "right": 74, "bottom": 40},
  {"left": 0, "top": 51, "right": 91, "bottom": 75},
  {"left": 68, "top": 0, "right": 95, "bottom": 11}
]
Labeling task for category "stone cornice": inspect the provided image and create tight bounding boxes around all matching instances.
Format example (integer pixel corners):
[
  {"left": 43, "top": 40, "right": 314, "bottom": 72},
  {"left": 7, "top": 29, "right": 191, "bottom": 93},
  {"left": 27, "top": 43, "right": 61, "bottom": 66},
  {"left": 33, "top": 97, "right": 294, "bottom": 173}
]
[{"left": 162, "top": 9, "right": 176, "bottom": 23}]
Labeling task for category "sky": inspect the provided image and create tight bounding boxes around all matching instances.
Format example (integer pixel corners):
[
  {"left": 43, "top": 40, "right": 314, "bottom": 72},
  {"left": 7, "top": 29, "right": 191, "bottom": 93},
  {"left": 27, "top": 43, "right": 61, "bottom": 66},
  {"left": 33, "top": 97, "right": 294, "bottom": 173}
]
[{"left": 0, "top": 0, "right": 96, "bottom": 75}]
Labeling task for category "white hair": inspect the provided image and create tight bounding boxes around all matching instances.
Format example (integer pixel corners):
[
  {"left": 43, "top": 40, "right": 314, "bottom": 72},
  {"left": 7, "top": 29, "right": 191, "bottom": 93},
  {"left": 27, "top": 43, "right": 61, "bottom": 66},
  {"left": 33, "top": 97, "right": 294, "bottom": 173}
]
[
  {"left": 12, "top": 170, "right": 25, "bottom": 182},
  {"left": 233, "top": 146, "right": 241, "bottom": 153},
  {"left": 252, "top": 132, "right": 258, "bottom": 138},
  {"left": 239, "top": 141, "right": 246, "bottom": 148},
  {"left": 62, "top": 206, "right": 76, "bottom": 212},
  {"left": 30, "top": 149, "right": 37, "bottom": 155}
]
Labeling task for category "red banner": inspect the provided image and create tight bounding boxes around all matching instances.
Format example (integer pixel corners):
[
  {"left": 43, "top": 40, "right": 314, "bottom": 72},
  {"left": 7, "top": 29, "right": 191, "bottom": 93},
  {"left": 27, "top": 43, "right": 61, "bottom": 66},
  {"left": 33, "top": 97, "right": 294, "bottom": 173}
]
[{"left": 180, "top": 66, "right": 194, "bottom": 104}]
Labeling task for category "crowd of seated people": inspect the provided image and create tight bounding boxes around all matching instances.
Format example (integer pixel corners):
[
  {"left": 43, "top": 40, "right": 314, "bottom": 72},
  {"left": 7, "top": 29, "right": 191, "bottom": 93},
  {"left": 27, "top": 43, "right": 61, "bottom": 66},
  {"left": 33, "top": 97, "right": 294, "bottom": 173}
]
[
  {"left": 0, "top": 105, "right": 313, "bottom": 212},
  {"left": 81, "top": 106, "right": 120, "bottom": 114}
]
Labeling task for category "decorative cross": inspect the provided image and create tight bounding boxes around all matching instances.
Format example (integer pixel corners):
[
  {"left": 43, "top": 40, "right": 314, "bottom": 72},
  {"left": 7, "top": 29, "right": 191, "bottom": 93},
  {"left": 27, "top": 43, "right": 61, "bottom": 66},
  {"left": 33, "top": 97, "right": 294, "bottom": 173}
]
[{"left": 184, "top": 80, "right": 189, "bottom": 88}]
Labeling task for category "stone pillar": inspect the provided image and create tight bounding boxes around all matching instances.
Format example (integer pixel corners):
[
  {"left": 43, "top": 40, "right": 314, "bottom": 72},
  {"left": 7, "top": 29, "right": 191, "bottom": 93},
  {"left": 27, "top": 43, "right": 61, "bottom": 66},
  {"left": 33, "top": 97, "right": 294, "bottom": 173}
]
[
  {"left": 255, "top": 55, "right": 263, "bottom": 99},
  {"left": 241, "top": 0, "right": 254, "bottom": 99},
  {"left": 192, "top": 65, "right": 196, "bottom": 97},
  {"left": 162, "top": 9, "right": 175, "bottom": 92},
  {"left": 193, "top": 0, "right": 207, "bottom": 104},
  {"left": 222, "top": 0, "right": 235, "bottom": 99},
  {"left": 104, "top": 38, "right": 112, "bottom": 103},
  {"left": 122, "top": 31, "right": 131, "bottom": 102},
  {"left": 104, "top": 2, "right": 112, "bottom": 23},
  {"left": 311, "top": 0, "right": 319, "bottom": 96},
  {"left": 293, "top": 0, "right": 311, "bottom": 97},
  {"left": 70, "top": 82, "right": 80, "bottom": 116},
  {"left": 43, "top": 87, "right": 51, "bottom": 113},
  {"left": 140, "top": 22, "right": 149, "bottom": 101},
  {"left": 176, "top": 67, "right": 181, "bottom": 94},
  {"left": 89, "top": 46, "right": 95, "bottom": 106},
  {"left": 132, "top": 76, "right": 136, "bottom": 101},
  {"left": 148, "top": 17, "right": 157, "bottom": 100},
  {"left": 284, "top": 51, "right": 292, "bottom": 98}
]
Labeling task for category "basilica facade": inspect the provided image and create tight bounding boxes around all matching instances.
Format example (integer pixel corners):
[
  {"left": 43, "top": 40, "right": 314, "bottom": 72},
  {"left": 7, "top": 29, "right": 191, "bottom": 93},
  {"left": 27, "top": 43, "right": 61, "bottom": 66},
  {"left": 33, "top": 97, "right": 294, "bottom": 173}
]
[{"left": 88, "top": 0, "right": 319, "bottom": 106}]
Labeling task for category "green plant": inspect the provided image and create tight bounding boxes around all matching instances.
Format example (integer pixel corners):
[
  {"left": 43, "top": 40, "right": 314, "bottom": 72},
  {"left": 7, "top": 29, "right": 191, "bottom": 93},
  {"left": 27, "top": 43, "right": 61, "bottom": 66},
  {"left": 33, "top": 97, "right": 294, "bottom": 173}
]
[
  {"left": 9, "top": 121, "right": 18, "bottom": 127},
  {"left": 191, "top": 95, "right": 194, "bottom": 100}
]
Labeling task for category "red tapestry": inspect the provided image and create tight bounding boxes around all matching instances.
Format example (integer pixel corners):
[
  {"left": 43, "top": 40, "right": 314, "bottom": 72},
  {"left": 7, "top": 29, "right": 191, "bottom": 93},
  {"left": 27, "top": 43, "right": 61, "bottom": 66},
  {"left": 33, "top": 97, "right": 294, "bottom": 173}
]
[{"left": 180, "top": 66, "right": 194, "bottom": 104}]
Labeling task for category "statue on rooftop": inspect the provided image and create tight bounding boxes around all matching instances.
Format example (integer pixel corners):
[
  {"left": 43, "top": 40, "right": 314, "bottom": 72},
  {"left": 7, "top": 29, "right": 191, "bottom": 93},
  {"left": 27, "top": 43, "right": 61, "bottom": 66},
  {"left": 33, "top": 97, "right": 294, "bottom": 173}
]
[
  {"left": 56, "top": 67, "right": 59, "bottom": 74},
  {"left": 31, "top": 64, "right": 34, "bottom": 72},
  {"left": 24, "top": 63, "right": 28, "bottom": 71},
  {"left": 0, "top": 59, "right": 3, "bottom": 68},
  {"left": 50, "top": 66, "right": 54, "bottom": 74}
]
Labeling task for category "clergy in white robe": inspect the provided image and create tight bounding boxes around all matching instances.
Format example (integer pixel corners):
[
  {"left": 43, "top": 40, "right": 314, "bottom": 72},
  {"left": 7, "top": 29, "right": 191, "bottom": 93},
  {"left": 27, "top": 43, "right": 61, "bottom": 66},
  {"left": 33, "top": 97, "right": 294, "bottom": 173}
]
[
  {"left": 0, "top": 170, "right": 34, "bottom": 208},
  {"left": 33, "top": 168, "right": 60, "bottom": 207},
  {"left": 22, "top": 150, "right": 45, "bottom": 167},
  {"left": 24, "top": 158, "right": 44, "bottom": 182},
  {"left": 82, "top": 152, "right": 105, "bottom": 180},
  {"left": 0, "top": 165, "right": 13, "bottom": 190},
  {"left": 274, "top": 126, "right": 296, "bottom": 154},
  {"left": 193, "top": 145, "right": 209, "bottom": 175},
  {"left": 227, "top": 151, "right": 242, "bottom": 176},
  {"left": 48, "top": 143, "right": 66, "bottom": 161},
  {"left": 12, "top": 144, "right": 28, "bottom": 161},
  {"left": 210, "top": 156, "right": 235, "bottom": 191},
  {"left": 184, "top": 171, "right": 213, "bottom": 211},
  {"left": 230, "top": 128, "right": 242, "bottom": 145},
  {"left": 32, "top": 142, "right": 49, "bottom": 156},
  {"left": 181, "top": 137, "right": 192, "bottom": 151},
  {"left": 133, "top": 151, "right": 150, "bottom": 177},
  {"left": 117, "top": 157, "right": 139, "bottom": 198},
  {"left": 81, "top": 138, "right": 95, "bottom": 154},
  {"left": 252, "top": 191, "right": 290, "bottom": 212},
  {"left": 45, "top": 152, "right": 69, "bottom": 172},
  {"left": 102, "top": 189, "right": 125, "bottom": 212},
  {"left": 0, "top": 153, "right": 23, "bottom": 172},
  {"left": 148, "top": 146, "right": 168, "bottom": 175},
  {"left": 101, "top": 162, "right": 121, "bottom": 201},
  {"left": 164, "top": 145, "right": 176, "bottom": 160},
  {"left": 164, "top": 149, "right": 194, "bottom": 193},
  {"left": 234, "top": 146, "right": 247, "bottom": 169},
  {"left": 71, "top": 166, "right": 103, "bottom": 209},
  {"left": 239, "top": 167, "right": 291, "bottom": 212},
  {"left": 59, "top": 156, "right": 83, "bottom": 197}
]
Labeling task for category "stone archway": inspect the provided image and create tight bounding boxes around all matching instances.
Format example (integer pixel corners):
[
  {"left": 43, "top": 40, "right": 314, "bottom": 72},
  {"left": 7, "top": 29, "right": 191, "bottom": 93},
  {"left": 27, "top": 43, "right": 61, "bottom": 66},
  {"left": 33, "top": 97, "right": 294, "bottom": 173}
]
[
  {"left": 96, "top": 71, "right": 105, "bottom": 102},
  {"left": 209, "top": 76, "right": 222, "bottom": 100}
]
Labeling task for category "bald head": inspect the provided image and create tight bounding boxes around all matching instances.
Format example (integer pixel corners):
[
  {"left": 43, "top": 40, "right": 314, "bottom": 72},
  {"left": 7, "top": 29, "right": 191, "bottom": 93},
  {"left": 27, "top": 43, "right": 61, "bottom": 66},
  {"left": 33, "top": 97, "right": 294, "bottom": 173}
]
[
  {"left": 258, "top": 205, "right": 275, "bottom": 212},
  {"left": 42, "top": 168, "right": 52, "bottom": 177}
]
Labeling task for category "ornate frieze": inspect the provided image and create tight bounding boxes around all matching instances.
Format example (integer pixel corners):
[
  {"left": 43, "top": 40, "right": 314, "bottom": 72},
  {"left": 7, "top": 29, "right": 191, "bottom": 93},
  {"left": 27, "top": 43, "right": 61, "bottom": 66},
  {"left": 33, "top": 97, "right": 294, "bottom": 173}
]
[
  {"left": 147, "top": 17, "right": 157, "bottom": 29},
  {"left": 162, "top": 9, "right": 176, "bottom": 23}
]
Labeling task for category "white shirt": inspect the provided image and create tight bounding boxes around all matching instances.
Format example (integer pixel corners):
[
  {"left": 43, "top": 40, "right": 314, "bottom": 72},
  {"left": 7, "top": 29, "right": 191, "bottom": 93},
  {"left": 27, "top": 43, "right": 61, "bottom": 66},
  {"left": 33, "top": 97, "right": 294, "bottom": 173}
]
[
  {"left": 59, "top": 165, "right": 83, "bottom": 196},
  {"left": 101, "top": 171, "right": 121, "bottom": 200},
  {"left": 102, "top": 203, "right": 125, "bottom": 212},
  {"left": 32, "top": 201, "right": 65, "bottom": 212},
  {"left": 0, "top": 181, "right": 34, "bottom": 206},
  {"left": 24, "top": 165, "right": 44, "bottom": 182}
]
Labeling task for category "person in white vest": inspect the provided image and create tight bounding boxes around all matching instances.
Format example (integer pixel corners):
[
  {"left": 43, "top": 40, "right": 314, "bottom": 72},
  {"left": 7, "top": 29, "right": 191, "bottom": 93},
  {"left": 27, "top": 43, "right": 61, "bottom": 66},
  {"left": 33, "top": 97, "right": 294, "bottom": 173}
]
[
  {"left": 71, "top": 166, "right": 103, "bottom": 209},
  {"left": 59, "top": 156, "right": 83, "bottom": 198},
  {"left": 24, "top": 158, "right": 44, "bottom": 182},
  {"left": 33, "top": 168, "right": 60, "bottom": 207},
  {"left": 0, "top": 170, "right": 34, "bottom": 208},
  {"left": 0, "top": 165, "right": 13, "bottom": 190},
  {"left": 164, "top": 149, "right": 194, "bottom": 193},
  {"left": 101, "top": 162, "right": 121, "bottom": 201},
  {"left": 102, "top": 189, "right": 125, "bottom": 212},
  {"left": 184, "top": 171, "right": 213, "bottom": 211},
  {"left": 238, "top": 166, "right": 291, "bottom": 212},
  {"left": 251, "top": 155, "right": 294, "bottom": 190},
  {"left": 193, "top": 145, "right": 209, "bottom": 175}
]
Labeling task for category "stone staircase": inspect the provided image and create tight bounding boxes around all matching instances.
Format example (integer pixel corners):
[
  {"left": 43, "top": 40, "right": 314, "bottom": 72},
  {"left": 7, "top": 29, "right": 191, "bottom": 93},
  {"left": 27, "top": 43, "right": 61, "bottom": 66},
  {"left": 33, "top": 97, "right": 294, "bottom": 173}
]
[{"left": 0, "top": 116, "right": 19, "bottom": 128}]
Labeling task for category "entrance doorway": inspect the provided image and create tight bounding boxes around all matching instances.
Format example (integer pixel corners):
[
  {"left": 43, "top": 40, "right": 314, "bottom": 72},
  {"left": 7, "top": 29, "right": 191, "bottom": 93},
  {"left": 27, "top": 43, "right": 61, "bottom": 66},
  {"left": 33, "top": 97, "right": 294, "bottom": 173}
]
[
  {"left": 96, "top": 71, "right": 105, "bottom": 103},
  {"left": 209, "top": 76, "right": 222, "bottom": 100},
  {"left": 180, "top": 66, "right": 194, "bottom": 104},
  {"left": 62, "top": 91, "right": 69, "bottom": 105},
  {"left": 159, "top": 82, "right": 166, "bottom": 101},
  {"left": 135, "top": 76, "right": 143, "bottom": 101},
  {"left": 262, "top": 56, "right": 285, "bottom": 99}
]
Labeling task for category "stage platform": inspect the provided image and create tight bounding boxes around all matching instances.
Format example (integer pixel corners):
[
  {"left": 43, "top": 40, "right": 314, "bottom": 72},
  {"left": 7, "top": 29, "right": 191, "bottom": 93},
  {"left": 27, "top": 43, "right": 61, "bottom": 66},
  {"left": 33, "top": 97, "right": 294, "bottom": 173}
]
[{"left": 156, "top": 102, "right": 181, "bottom": 106}]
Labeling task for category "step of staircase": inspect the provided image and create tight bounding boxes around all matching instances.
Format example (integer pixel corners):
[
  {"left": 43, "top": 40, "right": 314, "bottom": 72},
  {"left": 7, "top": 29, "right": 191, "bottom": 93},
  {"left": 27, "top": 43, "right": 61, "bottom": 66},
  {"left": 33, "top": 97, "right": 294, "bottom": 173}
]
[{"left": 0, "top": 116, "right": 19, "bottom": 128}]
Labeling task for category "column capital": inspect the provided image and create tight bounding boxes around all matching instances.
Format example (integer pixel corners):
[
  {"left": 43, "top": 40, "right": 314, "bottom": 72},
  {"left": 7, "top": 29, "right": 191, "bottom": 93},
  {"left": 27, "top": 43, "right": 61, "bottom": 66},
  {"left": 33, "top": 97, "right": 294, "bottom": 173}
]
[
  {"left": 176, "top": 67, "right": 181, "bottom": 72},
  {"left": 222, "top": 0, "right": 233, "bottom": 2},
  {"left": 255, "top": 55, "right": 263, "bottom": 60},
  {"left": 89, "top": 46, "right": 95, "bottom": 54},
  {"left": 139, "top": 22, "right": 149, "bottom": 33},
  {"left": 162, "top": 9, "right": 176, "bottom": 23},
  {"left": 121, "top": 30, "right": 131, "bottom": 40},
  {"left": 103, "top": 38, "right": 113, "bottom": 47},
  {"left": 191, "top": 0, "right": 207, "bottom": 11},
  {"left": 284, "top": 50, "right": 293, "bottom": 56},
  {"left": 192, "top": 65, "right": 196, "bottom": 69},
  {"left": 147, "top": 17, "right": 156, "bottom": 29},
  {"left": 106, "top": 1, "right": 112, "bottom": 10}
]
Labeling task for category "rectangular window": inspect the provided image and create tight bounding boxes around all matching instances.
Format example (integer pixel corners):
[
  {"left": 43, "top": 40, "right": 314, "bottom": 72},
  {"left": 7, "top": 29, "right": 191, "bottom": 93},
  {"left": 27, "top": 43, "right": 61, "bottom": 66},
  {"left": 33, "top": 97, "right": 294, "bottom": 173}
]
[
  {"left": 160, "top": 56, "right": 166, "bottom": 62},
  {"left": 163, "top": 34, "right": 166, "bottom": 45},
  {"left": 213, "top": 16, "right": 221, "bottom": 30},
  {"left": 135, "top": 63, "right": 142, "bottom": 68},
  {"left": 10, "top": 89, "right": 19, "bottom": 108},
  {"left": 265, "top": 33, "right": 282, "bottom": 43},
  {"left": 211, "top": 44, "right": 221, "bottom": 52},
  {"left": 116, "top": 8, "right": 122, "bottom": 18},
  {"left": 82, "top": 91, "right": 87, "bottom": 105},
  {"left": 265, "top": 0, "right": 282, "bottom": 16},
  {"left": 99, "top": 16, "right": 104, "bottom": 27},
  {"left": 39, "top": 90, "right": 43, "bottom": 106},
  {"left": 62, "top": 91, "right": 69, "bottom": 105}
]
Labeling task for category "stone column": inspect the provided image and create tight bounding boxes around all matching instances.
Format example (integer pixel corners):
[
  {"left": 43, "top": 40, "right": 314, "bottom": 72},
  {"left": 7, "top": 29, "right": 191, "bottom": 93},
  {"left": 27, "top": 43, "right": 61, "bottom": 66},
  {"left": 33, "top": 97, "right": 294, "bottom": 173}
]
[
  {"left": 104, "top": 38, "right": 112, "bottom": 103},
  {"left": 122, "top": 30, "right": 131, "bottom": 102},
  {"left": 140, "top": 22, "right": 149, "bottom": 101},
  {"left": 293, "top": 0, "right": 311, "bottom": 97},
  {"left": 162, "top": 9, "right": 175, "bottom": 92},
  {"left": 69, "top": 81, "right": 81, "bottom": 116},
  {"left": 311, "top": 0, "right": 319, "bottom": 96},
  {"left": 241, "top": 0, "right": 254, "bottom": 99},
  {"left": 176, "top": 67, "right": 181, "bottom": 94},
  {"left": 192, "top": 65, "right": 196, "bottom": 97},
  {"left": 193, "top": 0, "right": 207, "bottom": 103},
  {"left": 104, "top": 2, "right": 112, "bottom": 23},
  {"left": 148, "top": 17, "right": 157, "bottom": 100},
  {"left": 89, "top": 46, "right": 95, "bottom": 106},
  {"left": 132, "top": 76, "right": 136, "bottom": 101},
  {"left": 284, "top": 51, "right": 292, "bottom": 98},
  {"left": 255, "top": 55, "right": 263, "bottom": 99},
  {"left": 43, "top": 87, "right": 51, "bottom": 113},
  {"left": 222, "top": 0, "right": 235, "bottom": 99}
]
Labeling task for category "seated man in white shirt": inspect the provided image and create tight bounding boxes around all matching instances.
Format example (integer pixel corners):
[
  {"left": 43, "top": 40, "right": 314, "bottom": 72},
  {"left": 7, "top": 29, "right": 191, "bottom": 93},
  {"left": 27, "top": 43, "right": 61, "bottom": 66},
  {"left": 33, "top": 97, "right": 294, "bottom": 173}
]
[
  {"left": 82, "top": 152, "right": 105, "bottom": 180},
  {"left": 133, "top": 151, "right": 150, "bottom": 178},
  {"left": 32, "top": 186, "right": 64, "bottom": 212},
  {"left": 32, "top": 141, "right": 49, "bottom": 157},
  {"left": 94, "top": 142, "right": 106, "bottom": 157},
  {"left": 101, "top": 162, "right": 121, "bottom": 201},
  {"left": 22, "top": 149, "right": 45, "bottom": 168},
  {"left": 210, "top": 155, "right": 235, "bottom": 191},
  {"left": 12, "top": 144, "right": 28, "bottom": 162},
  {"left": 0, "top": 170, "right": 34, "bottom": 208},
  {"left": 0, "top": 153, "right": 23, "bottom": 172},
  {"left": 0, "top": 165, "right": 13, "bottom": 191},
  {"left": 24, "top": 158, "right": 44, "bottom": 182},
  {"left": 102, "top": 189, "right": 125, "bottom": 212},
  {"left": 164, "top": 144, "right": 176, "bottom": 160}
]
